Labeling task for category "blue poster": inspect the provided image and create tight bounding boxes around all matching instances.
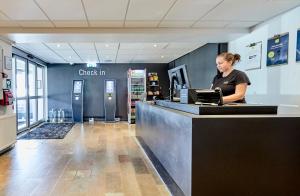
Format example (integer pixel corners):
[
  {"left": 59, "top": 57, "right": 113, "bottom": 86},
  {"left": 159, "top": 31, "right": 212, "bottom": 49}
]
[
  {"left": 267, "top": 33, "right": 289, "bottom": 66},
  {"left": 297, "top": 29, "right": 300, "bottom": 62}
]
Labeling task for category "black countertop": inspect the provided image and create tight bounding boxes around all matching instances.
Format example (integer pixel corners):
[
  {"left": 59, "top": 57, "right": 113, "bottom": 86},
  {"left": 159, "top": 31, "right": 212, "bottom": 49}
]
[{"left": 155, "top": 100, "right": 278, "bottom": 115}]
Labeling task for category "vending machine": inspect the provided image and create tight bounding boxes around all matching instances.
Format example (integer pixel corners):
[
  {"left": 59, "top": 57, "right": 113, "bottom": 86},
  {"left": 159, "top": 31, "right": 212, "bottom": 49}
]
[
  {"left": 72, "top": 80, "right": 84, "bottom": 123},
  {"left": 104, "top": 79, "right": 116, "bottom": 122}
]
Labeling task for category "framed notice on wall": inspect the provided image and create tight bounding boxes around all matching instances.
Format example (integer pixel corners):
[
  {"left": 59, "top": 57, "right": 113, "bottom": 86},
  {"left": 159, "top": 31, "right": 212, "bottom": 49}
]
[
  {"left": 4, "top": 56, "right": 12, "bottom": 70},
  {"left": 245, "top": 42, "right": 262, "bottom": 70},
  {"left": 296, "top": 29, "right": 300, "bottom": 62},
  {"left": 267, "top": 33, "right": 289, "bottom": 66}
]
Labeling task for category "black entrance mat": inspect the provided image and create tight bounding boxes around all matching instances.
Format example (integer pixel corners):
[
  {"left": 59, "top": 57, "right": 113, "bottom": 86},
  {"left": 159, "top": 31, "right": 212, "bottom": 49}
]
[{"left": 19, "top": 123, "right": 75, "bottom": 140}]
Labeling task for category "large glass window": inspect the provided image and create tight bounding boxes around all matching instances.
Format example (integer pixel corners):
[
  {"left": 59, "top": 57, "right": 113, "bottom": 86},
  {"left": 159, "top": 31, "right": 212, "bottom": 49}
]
[
  {"left": 38, "top": 98, "right": 44, "bottom": 121},
  {"left": 14, "top": 56, "right": 46, "bottom": 132},
  {"left": 29, "top": 99, "right": 37, "bottom": 125},
  {"left": 28, "top": 63, "right": 36, "bottom": 96},
  {"left": 16, "top": 59, "right": 26, "bottom": 98},
  {"left": 37, "top": 66, "right": 44, "bottom": 96},
  {"left": 16, "top": 99, "right": 27, "bottom": 130}
]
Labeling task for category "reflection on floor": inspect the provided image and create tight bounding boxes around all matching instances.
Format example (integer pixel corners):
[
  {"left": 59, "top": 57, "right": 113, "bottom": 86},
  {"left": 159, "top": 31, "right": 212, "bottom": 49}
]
[{"left": 0, "top": 122, "right": 170, "bottom": 196}]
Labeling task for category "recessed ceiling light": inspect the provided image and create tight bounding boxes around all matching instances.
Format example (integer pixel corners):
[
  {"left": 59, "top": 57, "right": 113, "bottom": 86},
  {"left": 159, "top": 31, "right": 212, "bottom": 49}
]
[
  {"left": 105, "top": 44, "right": 109, "bottom": 48},
  {"left": 153, "top": 44, "right": 157, "bottom": 47},
  {"left": 57, "top": 44, "right": 60, "bottom": 48},
  {"left": 161, "top": 55, "right": 164, "bottom": 58},
  {"left": 69, "top": 56, "right": 72, "bottom": 59},
  {"left": 69, "top": 62, "right": 74, "bottom": 65}
]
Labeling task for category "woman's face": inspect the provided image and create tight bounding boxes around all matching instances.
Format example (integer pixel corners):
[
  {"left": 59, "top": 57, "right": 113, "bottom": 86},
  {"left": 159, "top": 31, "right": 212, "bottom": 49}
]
[{"left": 216, "top": 56, "right": 232, "bottom": 73}]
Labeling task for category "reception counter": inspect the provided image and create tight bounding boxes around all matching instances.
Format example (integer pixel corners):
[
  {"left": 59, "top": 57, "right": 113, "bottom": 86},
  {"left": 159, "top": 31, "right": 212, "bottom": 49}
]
[{"left": 136, "top": 101, "right": 300, "bottom": 196}]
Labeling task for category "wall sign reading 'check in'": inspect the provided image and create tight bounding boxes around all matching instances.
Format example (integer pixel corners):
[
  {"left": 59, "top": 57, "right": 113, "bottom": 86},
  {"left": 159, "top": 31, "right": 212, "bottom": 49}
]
[{"left": 78, "top": 69, "right": 106, "bottom": 76}]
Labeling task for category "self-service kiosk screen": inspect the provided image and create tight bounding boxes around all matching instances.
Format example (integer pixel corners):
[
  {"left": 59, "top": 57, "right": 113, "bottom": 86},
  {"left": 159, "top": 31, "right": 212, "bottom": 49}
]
[
  {"left": 106, "top": 81, "right": 114, "bottom": 93},
  {"left": 74, "top": 81, "right": 82, "bottom": 93}
]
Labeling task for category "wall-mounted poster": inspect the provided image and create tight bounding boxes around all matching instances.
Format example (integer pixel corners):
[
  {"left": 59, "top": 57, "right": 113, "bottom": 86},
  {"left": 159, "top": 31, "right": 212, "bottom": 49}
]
[
  {"left": 296, "top": 29, "right": 300, "bottom": 62},
  {"left": 245, "top": 42, "right": 262, "bottom": 70},
  {"left": 267, "top": 33, "right": 289, "bottom": 66}
]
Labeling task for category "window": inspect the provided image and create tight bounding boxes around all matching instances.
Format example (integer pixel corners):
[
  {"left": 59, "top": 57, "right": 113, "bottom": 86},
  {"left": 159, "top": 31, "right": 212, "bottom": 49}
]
[{"left": 14, "top": 55, "right": 46, "bottom": 132}]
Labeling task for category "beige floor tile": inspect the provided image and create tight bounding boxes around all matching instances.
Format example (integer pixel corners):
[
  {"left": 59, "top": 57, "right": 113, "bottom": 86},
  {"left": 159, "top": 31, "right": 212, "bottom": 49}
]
[{"left": 0, "top": 122, "right": 169, "bottom": 196}]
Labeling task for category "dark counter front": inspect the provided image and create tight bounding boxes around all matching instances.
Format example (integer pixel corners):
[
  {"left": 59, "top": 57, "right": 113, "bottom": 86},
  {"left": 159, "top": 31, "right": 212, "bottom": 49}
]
[{"left": 136, "top": 102, "right": 300, "bottom": 196}]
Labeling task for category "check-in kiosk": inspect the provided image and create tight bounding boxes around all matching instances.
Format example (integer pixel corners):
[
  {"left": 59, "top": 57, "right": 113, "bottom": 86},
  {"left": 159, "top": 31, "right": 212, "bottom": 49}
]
[
  {"left": 104, "top": 79, "right": 116, "bottom": 122},
  {"left": 72, "top": 80, "right": 84, "bottom": 123}
]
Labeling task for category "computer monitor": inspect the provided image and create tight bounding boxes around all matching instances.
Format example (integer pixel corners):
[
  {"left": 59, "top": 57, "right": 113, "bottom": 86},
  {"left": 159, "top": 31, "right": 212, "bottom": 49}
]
[{"left": 168, "top": 64, "right": 190, "bottom": 101}]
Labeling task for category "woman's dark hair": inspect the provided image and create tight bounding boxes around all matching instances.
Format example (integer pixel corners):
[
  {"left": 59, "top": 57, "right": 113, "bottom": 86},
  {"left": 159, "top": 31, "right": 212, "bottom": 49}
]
[{"left": 218, "top": 52, "right": 241, "bottom": 66}]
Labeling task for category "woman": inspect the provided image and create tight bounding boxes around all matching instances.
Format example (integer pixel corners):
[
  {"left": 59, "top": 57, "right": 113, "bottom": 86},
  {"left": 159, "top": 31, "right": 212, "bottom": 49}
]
[{"left": 212, "top": 52, "right": 251, "bottom": 103}]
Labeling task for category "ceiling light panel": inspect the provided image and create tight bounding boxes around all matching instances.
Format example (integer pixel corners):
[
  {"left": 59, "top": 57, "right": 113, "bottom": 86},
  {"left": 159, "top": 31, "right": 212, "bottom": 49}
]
[
  {"left": 143, "top": 43, "right": 168, "bottom": 49},
  {"left": 46, "top": 43, "right": 72, "bottom": 50},
  {"left": 117, "top": 54, "right": 135, "bottom": 60},
  {"left": 119, "top": 43, "right": 168, "bottom": 50},
  {"left": 79, "top": 54, "right": 99, "bottom": 62},
  {"left": 83, "top": 0, "right": 128, "bottom": 20},
  {"left": 166, "top": 43, "right": 203, "bottom": 49},
  {"left": 119, "top": 43, "right": 143, "bottom": 50},
  {"left": 164, "top": 0, "right": 223, "bottom": 20},
  {"left": 118, "top": 49, "right": 141, "bottom": 55},
  {"left": 0, "top": 0, "right": 48, "bottom": 20},
  {"left": 202, "top": 0, "right": 300, "bottom": 21},
  {"left": 126, "top": 0, "right": 176, "bottom": 20},
  {"left": 35, "top": 0, "right": 86, "bottom": 20},
  {"left": 70, "top": 43, "right": 95, "bottom": 50},
  {"left": 73, "top": 49, "right": 97, "bottom": 55},
  {"left": 95, "top": 43, "right": 119, "bottom": 50},
  {"left": 16, "top": 43, "right": 48, "bottom": 51}
]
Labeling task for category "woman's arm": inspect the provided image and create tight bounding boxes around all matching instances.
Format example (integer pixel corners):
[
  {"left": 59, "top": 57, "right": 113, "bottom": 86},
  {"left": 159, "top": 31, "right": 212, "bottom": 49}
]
[{"left": 222, "top": 83, "right": 248, "bottom": 103}]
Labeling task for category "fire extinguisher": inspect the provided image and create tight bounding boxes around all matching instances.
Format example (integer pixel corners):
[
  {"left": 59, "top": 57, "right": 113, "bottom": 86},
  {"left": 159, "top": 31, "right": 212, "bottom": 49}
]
[{"left": 0, "top": 89, "right": 13, "bottom": 106}]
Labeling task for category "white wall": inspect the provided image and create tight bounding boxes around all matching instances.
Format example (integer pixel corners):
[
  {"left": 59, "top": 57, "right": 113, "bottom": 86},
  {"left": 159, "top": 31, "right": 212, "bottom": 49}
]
[
  {"left": 229, "top": 6, "right": 300, "bottom": 114},
  {"left": 0, "top": 39, "right": 13, "bottom": 115}
]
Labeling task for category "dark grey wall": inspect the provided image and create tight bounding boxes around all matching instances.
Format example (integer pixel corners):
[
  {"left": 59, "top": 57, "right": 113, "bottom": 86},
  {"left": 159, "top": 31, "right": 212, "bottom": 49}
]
[
  {"left": 47, "top": 63, "right": 169, "bottom": 120},
  {"left": 169, "top": 43, "right": 227, "bottom": 89}
]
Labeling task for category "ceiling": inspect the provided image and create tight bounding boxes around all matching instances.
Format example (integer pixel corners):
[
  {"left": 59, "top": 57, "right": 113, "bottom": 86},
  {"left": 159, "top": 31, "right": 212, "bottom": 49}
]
[{"left": 0, "top": 0, "right": 299, "bottom": 64}]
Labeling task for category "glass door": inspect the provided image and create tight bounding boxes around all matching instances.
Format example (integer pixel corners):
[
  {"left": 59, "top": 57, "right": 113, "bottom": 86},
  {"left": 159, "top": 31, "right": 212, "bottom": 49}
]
[
  {"left": 37, "top": 66, "right": 45, "bottom": 121},
  {"left": 14, "top": 56, "right": 46, "bottom": 133},
  {"left": 15, "top": 57, "right": 28, "bottom": 131},
  {"left": 28, "top": 62, "right": 37, "bottom": 125}
]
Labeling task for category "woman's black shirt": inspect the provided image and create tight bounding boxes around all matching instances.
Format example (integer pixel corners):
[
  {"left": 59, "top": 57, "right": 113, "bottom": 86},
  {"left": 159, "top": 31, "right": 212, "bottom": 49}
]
[{"left": 212, "top": 69, "right": 251, "bottom": 103}]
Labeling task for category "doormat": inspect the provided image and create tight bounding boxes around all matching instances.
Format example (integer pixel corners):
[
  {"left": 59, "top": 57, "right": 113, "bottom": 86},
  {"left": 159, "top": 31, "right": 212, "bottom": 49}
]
[{"left": 18, "top": 123, "right": 75, "bottom": 140}]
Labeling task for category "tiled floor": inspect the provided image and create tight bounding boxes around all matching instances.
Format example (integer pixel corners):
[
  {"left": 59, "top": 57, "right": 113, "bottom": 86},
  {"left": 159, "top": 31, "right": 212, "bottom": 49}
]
[{"left": 0, "top": 122, "right": 170, "bottom": 196}]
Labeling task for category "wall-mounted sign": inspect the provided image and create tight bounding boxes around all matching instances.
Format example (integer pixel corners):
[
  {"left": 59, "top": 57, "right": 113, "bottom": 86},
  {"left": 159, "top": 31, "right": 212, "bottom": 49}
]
[
  {"left": 4, "top": 56, "right": 12, "bottom": 70},
  {"left": 78, "top": 68, "right": 106, "bottom": 76},
  {"left": 267, "top": 33, "right": 289, "bottom": 66},
  {"left": 296, "top": 29, "right": 300, "bottom": 62},
  {"left": 245, "top": 41, "right": 262, "bottom": 70}
]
